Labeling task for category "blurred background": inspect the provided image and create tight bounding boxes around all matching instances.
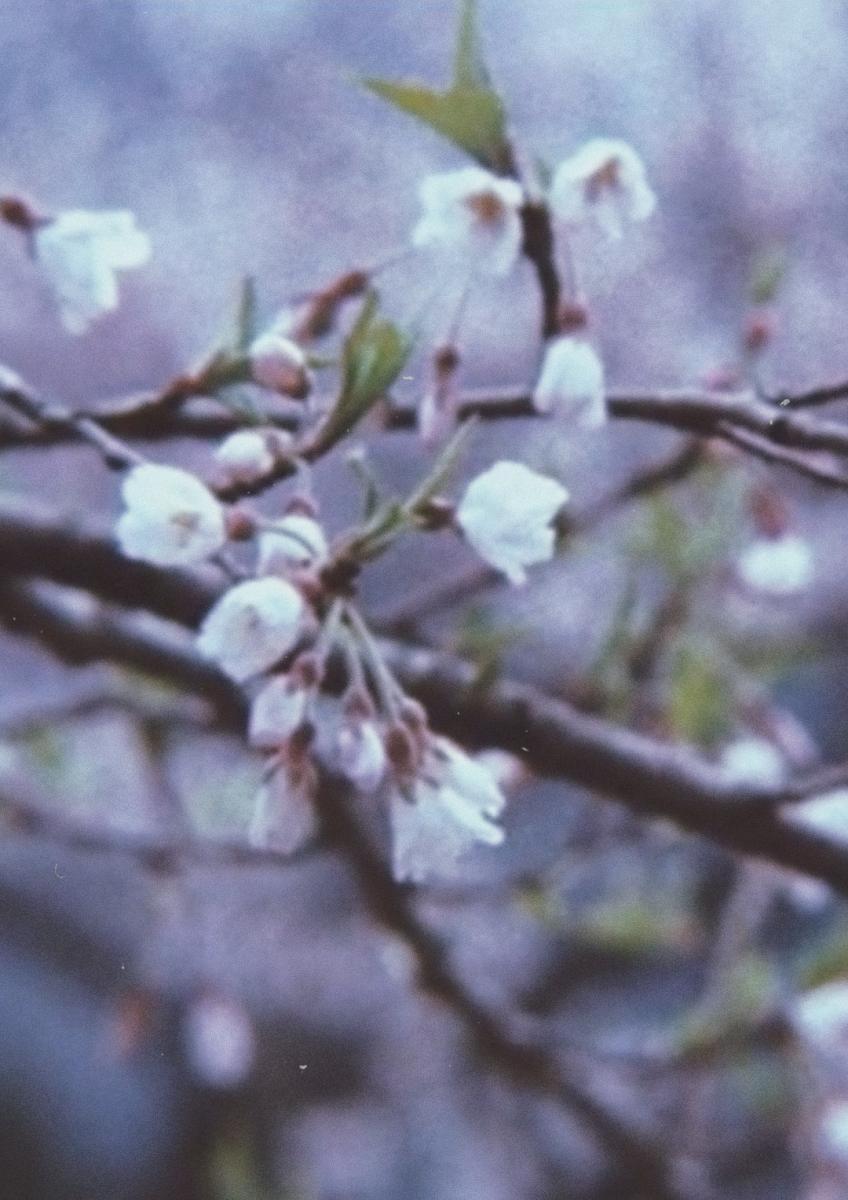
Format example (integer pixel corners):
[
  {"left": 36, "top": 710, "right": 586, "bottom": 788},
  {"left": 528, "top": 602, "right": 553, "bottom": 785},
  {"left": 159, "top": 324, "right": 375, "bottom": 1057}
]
[{"left": 4, "top": 1, "right": 848, "bottom": 1197}]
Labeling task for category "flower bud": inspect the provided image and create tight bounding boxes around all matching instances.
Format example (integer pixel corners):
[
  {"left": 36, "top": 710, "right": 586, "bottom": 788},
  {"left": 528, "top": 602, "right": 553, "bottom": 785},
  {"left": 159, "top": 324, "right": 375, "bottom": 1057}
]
[
  {"left": 248, "top": 332, "right": 312, "bottom": 399},
  {"left": 215, "top": 430, "right": 275, "bottom": 485}
]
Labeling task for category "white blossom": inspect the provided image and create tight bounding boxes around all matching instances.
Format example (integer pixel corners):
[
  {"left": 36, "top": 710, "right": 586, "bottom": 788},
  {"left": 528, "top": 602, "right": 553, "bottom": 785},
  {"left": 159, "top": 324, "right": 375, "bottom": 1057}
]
[
  {"left": 34, "top": 209, "right": 150, "bottom": 334},
  {"left": 214, "top": 430, "right": 275, "bottom": 484},
  {"left": 791, "top": 981, "right": 848, "bottom": 1046},
  {"left": 249, "top": 763, "right": 317, "bottom": 853},
  {"left": 790, "top": 788, "right": 848, "bottom": 843},
  {"left": 532, "top": 336, "right": 606, "bottom": 426},
  {"left": 550, "top": 138, "right": 656, "bottom": 240},
  {"left": 248, "top": 331, "right": 311, "bottom": 397},
  {"left": 736, "top": 533, "right": 814, "bottom": 596},
  {"left": 457, "top": 460, "right": 569, "bottom": 585},
  {"left": 337, "top": 719, "right": 387, "bottom": 793},
  {"left": 390, "top": 738, "right": 506, "bottom": 883},
  {"left": 257, "top": 514, "right": 328, "bottom": 574},
  {"left": 248, "top": 674, "right": 309, "bottom": 749},
  {"left": 412, "top": 167, "right": 524, "bottom": 277},
  {"left": 820, "top": 1102, "right": 848, "bottom": 1161},
  {"left": 116, "top": 463, "right": 226, "bottom": 567},
  {"left": 197, "top": 577, "right": 305, "bottom": 682},
  {"left": 719, "top": 736, "right": 786, "bottom": 787}
]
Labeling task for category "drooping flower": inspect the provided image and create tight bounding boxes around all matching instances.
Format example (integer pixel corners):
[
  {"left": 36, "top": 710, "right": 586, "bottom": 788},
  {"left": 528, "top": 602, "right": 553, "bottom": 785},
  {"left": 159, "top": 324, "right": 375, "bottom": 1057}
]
[
  {"left": 248, "top": 331, "right": 311, "bottom": 398},
  {"left": 116, "top": 463, "right": 227, "bottom": 567},
  {"left": 719, "top": 736, "right": 785, "bottom": 787},
  {"left": 736, "top": 533, "right": 814, "bottom": 596},
  {"left": 532, "top": 336, "right": 606, "bottom": 426},
  {"left": 214, "top": 430, "right": 276, "bottom": 485},
  {"left": 248, "top": 760, "right": 317, "bottom": 853},
  {"left": 197, "top": 577, "right": 305, "bottom": 682},
  {"left": 457, "top": 460, "right": 569, "bottom": 585},
  {"left": 34, "top": 209, "right": 151, "bottom": 334},
  {"left": 389, "top": 738, "right": 506, "bottom": 883},
  {"left": 248, "top": 674, "right": 310, "bottom": 750},
  {"left": 550, "top": 138, "right": 656, "bottom": 240},
  {"left": 257, "top": 514, "right": 328, "bottom": 575},
  {"left": 412, "top": 167, "right": 524, "bottom": 277},
  {"left": 337, "top": 719, "right": 387, "bottom": 794}
]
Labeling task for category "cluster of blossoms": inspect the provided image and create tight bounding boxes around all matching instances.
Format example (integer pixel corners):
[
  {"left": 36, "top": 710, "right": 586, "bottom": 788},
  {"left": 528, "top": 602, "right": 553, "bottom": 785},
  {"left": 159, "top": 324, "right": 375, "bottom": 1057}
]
[
  {"left": 114, "top": 409, "right": 568, "bottom": 877},
  {"left": 410, "top": 137, "right": 656, "bottom": 432}
]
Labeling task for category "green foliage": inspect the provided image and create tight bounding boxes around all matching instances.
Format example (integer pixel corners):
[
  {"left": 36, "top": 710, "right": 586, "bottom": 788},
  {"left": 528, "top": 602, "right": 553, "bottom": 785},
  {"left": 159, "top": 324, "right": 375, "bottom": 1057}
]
[
  {"left": 750, "top": 244, "right": 787, "bottom": 306},
  {"left": 630, "top": 472, "right": 745, "bottom": 585},
  {"left": 321, "top": 292, "right": 410, "bottom": 448},
  {"left": 404, "top": 417, "right": 477, "bottom": 515},
  {"left": 362, "top": 1, "right": 511, "bottom": 170},
  {"left": 233, "top": 275, "right": 259, "bottom": 352},
  {"left": 675, "top": 952, "right": 776, "bottom": 1057},
  {"left": 667, "top": 636, "right": 735, "bottom": 747},
  {"left": 576, "top": 897, "right": 696, "bottom": 955}
]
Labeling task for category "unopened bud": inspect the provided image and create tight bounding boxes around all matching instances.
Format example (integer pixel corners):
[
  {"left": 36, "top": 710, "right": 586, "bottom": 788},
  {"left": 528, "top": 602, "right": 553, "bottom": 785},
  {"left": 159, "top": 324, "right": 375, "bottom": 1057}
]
[
  {"left": 743, "top": 308, "right": 776, "bottom": 354},
  {"left": 225, "top": 506, "right": 257, "bottom": 541},
  {"left": 385, "top": 722, "right": 419, "bottom": 775},
  {"left": 342, "top": 686, "right": 375, "bottom": 720},
  {"left": 557, "top": 301, "right": 589, "bottom": 333},
  {"left": 415, "top": 497, "right": 455, "bottom": 530},
  {"left": 284, "top": 493, "right": 320, "bottom": 519},
  {"left": 749, "top": 485, "right": 789, "bottom": 538},
  {"left": 249, "top": 332, "right": 312, "bottom": 399},
  {"left": 292, "top": 651, "right": 323, "bottom": 690},
  {"left": 0, "top": 196, "right": 39, "bottom": 231}
]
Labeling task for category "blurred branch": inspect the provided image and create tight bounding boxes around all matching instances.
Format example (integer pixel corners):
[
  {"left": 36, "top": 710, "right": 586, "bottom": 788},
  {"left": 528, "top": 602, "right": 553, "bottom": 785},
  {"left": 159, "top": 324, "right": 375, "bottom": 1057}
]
[{"left": 2, "top": 498, "right": 848, "bottom": 890}]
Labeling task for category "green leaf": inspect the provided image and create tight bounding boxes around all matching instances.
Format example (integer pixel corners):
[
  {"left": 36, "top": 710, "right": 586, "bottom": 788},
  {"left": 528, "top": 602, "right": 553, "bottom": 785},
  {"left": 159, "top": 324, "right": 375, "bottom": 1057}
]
[
  {"left": 361, "top": 0, "right": 510, "bottom": 169},
  {"left": 454, "top": 0, "right": 489, "bottom": 87},
  {"left": 346, "top": 447, "right": 383, "bottom": 521},
  {"left": 750, "top": 245, "right": 787, "bottom": 306},
  {"left": 320, "top": 292, "right": 411, "bottom": 448},
  {"left": 668, "top": 639, "right": 735, "bottom": 747},
  {"left": 404, "top": 416, "right": 477, "bottom": 514},
  {"left": 234, "top": 275, "right": 259, "bottom": 352}
]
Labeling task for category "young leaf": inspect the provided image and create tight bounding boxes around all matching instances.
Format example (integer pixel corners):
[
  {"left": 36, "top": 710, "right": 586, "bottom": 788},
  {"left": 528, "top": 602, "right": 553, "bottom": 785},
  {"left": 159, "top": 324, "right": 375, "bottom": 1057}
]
[
  {"left": 318, "top": 292, "right": 411, "bottom": 448},
  {"left": 404, "top": 416, "right": 477, "bottom": 514},
  {"left": 234, "top": 275, "right": 258, "bottom": 352},
  {"left": 362, "top": 1, "right": 510, "bottom": 170}
]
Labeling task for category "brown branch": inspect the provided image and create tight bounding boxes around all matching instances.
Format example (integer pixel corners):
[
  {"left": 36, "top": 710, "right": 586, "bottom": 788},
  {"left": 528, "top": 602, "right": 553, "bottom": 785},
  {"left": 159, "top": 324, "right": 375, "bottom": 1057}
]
[{"left": 1, "top": 498, "right": 848, "bottom": 892}]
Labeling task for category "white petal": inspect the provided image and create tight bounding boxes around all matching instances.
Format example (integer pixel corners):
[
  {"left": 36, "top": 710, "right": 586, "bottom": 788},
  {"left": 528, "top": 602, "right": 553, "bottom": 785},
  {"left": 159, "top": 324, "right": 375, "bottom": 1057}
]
[
  {"left": 249, "top": 767, "right": 317, "bottom": 853},
  {"left": 248, "top": 675, "right": 308, "bottom": 749},
  {"left": 390, "top": 780, "right": 504, "bottom": 883},
  {"left": 257, "top": 514, "right": 328, "bottom": 574},
  {"left": 533, "top": 337, "right": 606, "bottom": 426},
  {"left": 337, "top": 721, "right": 387, "bottom": 793},
  {"left": 116, "top": 463, "right": 226, "bottom": 566},
  {"left": 412, "top": 167, "right": 524, "bottom": 277},
  {"left": 197, "top": 578, "right": 304, "bottom": 682},
  {"left": 249, "top": 332, "right": 309, "bottom": 395},
  {"left": 550, "top": 138, "right": 655, "bottom": 239},
  {"left": 457, "top": 461, "right": 568, "bottom": 585},
  {"left": 435, "top": 738, "right": 506, "bottom": 818},
  {"left": 719, "top": 737, "right": 785, "bottom": 787},
  {"left": 736, "top": 534, "right": 813, "bottom": 596},
  {"left": 35, "top": 209, "right": 150, "bottom": 334},
  {"left": 214, "top": 430, "right": 275, "bottom": 483}
]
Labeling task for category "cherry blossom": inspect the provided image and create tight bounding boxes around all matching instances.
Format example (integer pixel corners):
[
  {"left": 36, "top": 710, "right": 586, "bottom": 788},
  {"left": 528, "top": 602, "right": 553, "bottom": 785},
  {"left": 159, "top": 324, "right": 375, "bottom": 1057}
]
[
  {"left": 257, "top": 514, "right": 329, "bottom": 574},
  {"left": 116, "top": 463, "right": 226, "bottom": 567},
  {"left": 197, "top": 577, "right": 305, "bottom": 682},
  {"left": 532, "top": 336, "right": 606, "bottom": 426},
  {"left": 550, "top": 138, "right": 656, "bottom": 240},
  {"left": 412, "top": 167, "right": 524, "bottom": 276},
  {"left": 456, "top": 460, "right": 569, "bottom": 584},
  {"left": 248, "top": 330, "right": 312, "bottom": 398},
  {"left": 35, "top": 208, "right": 150, "bottom": 334},
  {"left": 736, "top": 533, "right": 814, "bottom": 596}
]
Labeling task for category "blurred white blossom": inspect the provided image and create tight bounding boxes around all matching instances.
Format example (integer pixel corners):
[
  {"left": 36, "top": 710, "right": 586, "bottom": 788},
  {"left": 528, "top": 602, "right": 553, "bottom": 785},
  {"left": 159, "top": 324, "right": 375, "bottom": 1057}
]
[
  {"left": 116, "top": 463, "right": 226, "bottom": 567},
  {"left": 258, "top": 513, "right": 328, "bottom": 574},
  {"left": 412, "top": 167, "right": 524, "bottom": 276},
  {"left": 197, "top": 577, "right": 305, "bottom": 682},
  {"left": 532, "top": 336, "right": 606, "bottom": 426},
  {"left": 35, "top": 209, "right": 150, "bottom": 334},
  {"left": 214, "top": 430, "right": 275, "bottom": 484},
  {"left": 719, "top": 736, "right": 786, "bottom": 787},
  {"left": 457, "top": 460, "right": 568, "bottom": 585},
  {"left": 736, "top": 533, "right": 814, "bottom": 596},
  {"left": 337, "top": 719, "right": 387, "bottom": 793},
  {"left": 390, "top": 738, "right": 505, "bottom": 883},
  {"left": 249, "top": 761, "right": 317, "bottom": 853},
  {"left": 792, "top": 981, "right": 848, "bottom": 1046},
  {"left": 249, "top": 330, "right": 311, "bottom": 397},
  {"left": 791, "top": 788, "right": 848, "bottom": 842},
  {"left": 248, "top": 673, "right": 309, "bottom": 749},
  {"left": 183, "top": 993, "right": 256, "bottom": 1089},
  {"left": 550, "top": 138, "right": 656, "bottom": 240}
]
